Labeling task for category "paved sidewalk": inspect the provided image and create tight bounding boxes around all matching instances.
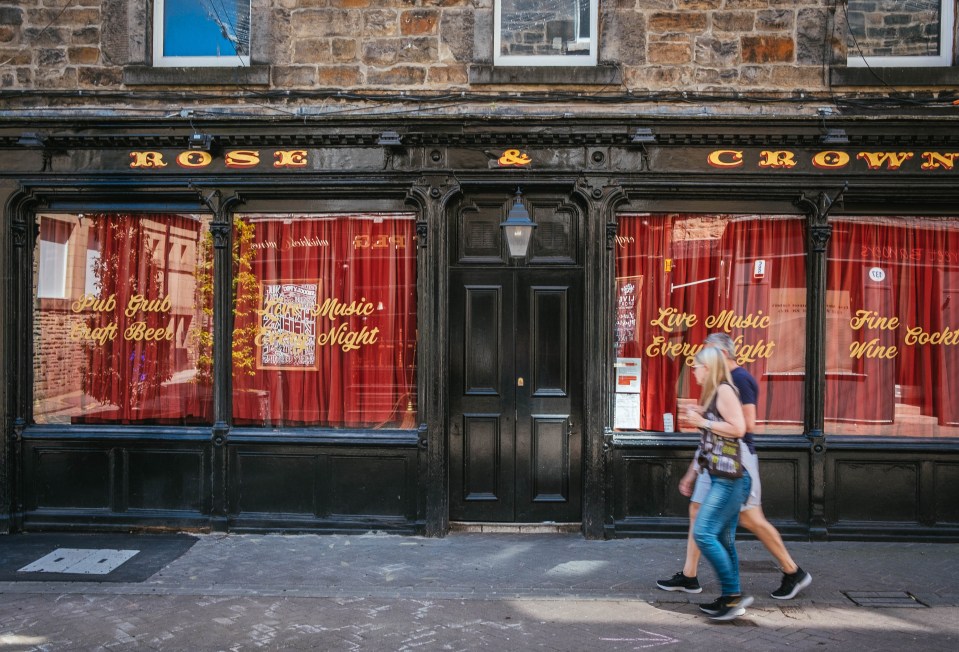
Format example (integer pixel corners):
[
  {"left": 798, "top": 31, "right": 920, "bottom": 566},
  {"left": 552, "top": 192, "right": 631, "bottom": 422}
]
[{"left": 1, "top": 532, "right": 957, "bottom": 650}]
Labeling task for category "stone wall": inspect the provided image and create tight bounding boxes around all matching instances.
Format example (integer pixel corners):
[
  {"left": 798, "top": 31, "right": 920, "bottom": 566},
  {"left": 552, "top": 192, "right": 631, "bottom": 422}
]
[
  {"left": 0, "top": 0, "right": 851, "bottom": 95},
  {"left": 33, "top": 310, "right": 86, "bottom": 406}
]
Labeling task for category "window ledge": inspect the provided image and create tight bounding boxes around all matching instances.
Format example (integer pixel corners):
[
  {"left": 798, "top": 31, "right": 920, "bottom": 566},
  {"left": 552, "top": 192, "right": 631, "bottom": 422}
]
[
  {"left": 468, "top": 64, "right": 621, "bottom": 86},
  {"left": 831, "top": 66, "right": 959, "bottom": 87},
  {"left": 124, "top": 65, "right": 270, "bottom": 86}
]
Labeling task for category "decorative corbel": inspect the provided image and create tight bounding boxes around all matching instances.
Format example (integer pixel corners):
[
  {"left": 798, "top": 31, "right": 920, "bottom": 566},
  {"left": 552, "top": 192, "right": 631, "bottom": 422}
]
[
  {"left": 796, "top": 183, "right": 847, "bottom": 224},
  {"left": 407, "top": 175, "right": 462, "bottom": 250}
]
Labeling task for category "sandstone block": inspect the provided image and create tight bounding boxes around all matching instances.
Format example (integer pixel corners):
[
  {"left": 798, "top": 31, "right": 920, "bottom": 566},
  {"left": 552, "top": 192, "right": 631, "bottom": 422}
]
[{"left": 742, "top": 35, "right": 795, "bottom": 63}]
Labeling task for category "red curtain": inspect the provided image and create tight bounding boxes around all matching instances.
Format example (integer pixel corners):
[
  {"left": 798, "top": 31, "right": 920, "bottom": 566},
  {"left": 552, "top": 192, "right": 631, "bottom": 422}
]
[
  {"left": 616, "top": 215, "right": 724, "bottom": 430},
  {"left": 74, "top": 213, "right": 212, "bottom": 424},
  {"left": 616, "top": 214, "right": 805, "bottom": 431},
  {"left": 719, "top": 218, "right": 807, "bottom": 428},
  {"left": 827, "top": 218, "right": 959, "bottom": 432},
  {"left": 231, "top": 215, "right": 417, "bottom": 428}
]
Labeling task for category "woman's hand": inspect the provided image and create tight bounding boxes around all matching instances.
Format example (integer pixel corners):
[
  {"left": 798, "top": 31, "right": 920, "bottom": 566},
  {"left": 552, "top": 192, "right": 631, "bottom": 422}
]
[
  {"left": 684, "top": 406, "right": 711, "bottom": 430},
  {"left": 684, "top": 407, "right": 707, "bottom": 429},
  {"left": 679, "top": 468, "right": 697, "bottom": 497}
]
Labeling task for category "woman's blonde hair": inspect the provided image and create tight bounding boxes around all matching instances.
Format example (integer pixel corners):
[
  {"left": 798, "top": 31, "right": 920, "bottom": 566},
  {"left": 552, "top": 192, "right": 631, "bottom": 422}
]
[{"left": 694, "top": 345, "right": 734, "bottom": 408}]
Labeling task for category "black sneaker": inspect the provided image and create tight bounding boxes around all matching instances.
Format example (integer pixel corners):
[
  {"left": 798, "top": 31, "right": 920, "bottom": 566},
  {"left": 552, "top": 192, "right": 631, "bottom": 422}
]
[
  {"left": 698, "top": 596, "right": 725, "bottom": 615},
  {"left": 656, "top": 571, "right": 702, "bottom": 593},
  {"left": 707, "top": 595, "right": 754, "bottom": 621},
  {"left": 771, "top": 567, "right": 812, "bottom": 600}
]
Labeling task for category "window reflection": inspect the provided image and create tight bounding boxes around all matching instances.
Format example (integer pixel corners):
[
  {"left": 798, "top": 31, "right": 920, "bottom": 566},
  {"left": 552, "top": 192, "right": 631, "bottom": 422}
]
[
  {"left": 496, "top": 0, "right": 596, "bottom": 65},
  {"left": 614, "top": 214, "right": 806, "bottom": 434},
  {"left": 846, "top": 0, "right": 953, "bottom": 66},
  {"left": 826, "top": 216, "right": 959, "bottom": 437},
  {"left": 155, "top": 0, "right": 251, "bottom": 66},
  {"left": 231, "top": 214, "right": 418, "bottom": 429},
  {"left": 33, "top": 213, "right": 214, "bottom": 425}
]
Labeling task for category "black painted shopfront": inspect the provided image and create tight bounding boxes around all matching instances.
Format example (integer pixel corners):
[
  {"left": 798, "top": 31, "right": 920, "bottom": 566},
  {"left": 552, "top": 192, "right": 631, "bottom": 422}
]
[{"left": 2, "top": 117, "right": 959, "bottom": 541}]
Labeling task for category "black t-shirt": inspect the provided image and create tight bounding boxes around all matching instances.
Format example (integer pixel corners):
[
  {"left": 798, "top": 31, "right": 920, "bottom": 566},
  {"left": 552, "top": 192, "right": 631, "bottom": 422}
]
[{"left": 731, "top": 366, "right": 758, "bottom": 454}]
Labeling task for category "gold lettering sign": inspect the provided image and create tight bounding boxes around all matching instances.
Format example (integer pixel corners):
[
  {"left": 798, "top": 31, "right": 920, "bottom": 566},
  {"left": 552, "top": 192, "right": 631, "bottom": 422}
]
[
  {"left": 645, "top": 308, "right": 778, "bottom": 366},
  {"left": 68, "top": 293, "right": 173, "bottom": 344},
  {"left": 707, "top": 150, "right": 743, "bottom": 169},
  {"left": 274, "top": 150, "right": 308, "bottom": 168},
  {"left": 497, "top": 149, "right": 532, "bottom": 167},
  {"left": 225, "top": 150, "right": 260, "bottom": 168},
  {"left": 122, "top": 148, "right": 959, "bottom": 173},
  {"left": 254, "top": 284, "right": 383, "bottom": 367},
  {"left": 758, "top": 150, "right": 797, "bottom": 169},
  {"left": 709, "top": 149, "right": 959, "bottom": 172},
  {"left": 844, "top": 310, "right": 959, "bottom": 359},
  {"left": 353, "top": 234, "right": 407, "bottom": 249},
  {"left": 649, "top": 306, "right": 697, "bottom": 333},
  {"left": 129, "top": 152, "right": 167, "bottom": 168},
  {"left": 176, "top": 151, "right": 213, "bottom": 168},
  {"left": 316, "top": 323, "right": 380, "bottom": 352}
]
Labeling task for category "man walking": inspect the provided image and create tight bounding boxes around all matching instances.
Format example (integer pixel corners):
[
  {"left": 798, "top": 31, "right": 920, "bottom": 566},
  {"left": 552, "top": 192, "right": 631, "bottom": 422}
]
[{"left": 657, "top": 332, "right": 812, "bottom": 600}]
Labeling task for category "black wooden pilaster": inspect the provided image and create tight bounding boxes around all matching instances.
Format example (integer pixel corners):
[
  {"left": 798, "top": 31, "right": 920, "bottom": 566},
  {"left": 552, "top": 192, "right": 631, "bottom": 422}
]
[
  {"left": 797, "top": 186, "right": 843, "bottom": 540},
  {"left": 408, "top": 176, "right": 460, "bottom": 537},
  {"left": 204, "top": 189, "right": 243, "bottom": 532},
  {"left": 6, "top": 197, "right": 29, "bottom": 532},
  {"left": 578, "top": 177, "right": 625, "bottom": 540}
]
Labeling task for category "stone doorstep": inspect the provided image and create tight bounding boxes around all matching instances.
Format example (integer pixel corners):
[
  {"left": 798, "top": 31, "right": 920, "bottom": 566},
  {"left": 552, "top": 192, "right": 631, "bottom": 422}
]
[{"left": 450, "top": 522, "right": 582, "bottom": 534}]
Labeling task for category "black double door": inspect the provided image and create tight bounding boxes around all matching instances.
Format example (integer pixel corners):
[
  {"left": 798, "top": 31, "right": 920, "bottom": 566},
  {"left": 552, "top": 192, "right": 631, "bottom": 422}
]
[{"left": 449, "top": 268, "right": 583, "bottom": 522}]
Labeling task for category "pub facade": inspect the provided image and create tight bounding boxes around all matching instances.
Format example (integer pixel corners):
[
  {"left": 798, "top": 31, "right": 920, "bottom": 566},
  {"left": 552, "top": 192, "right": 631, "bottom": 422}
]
[{"left": 2, "top": 0, "right": 958, "bottom": 541}]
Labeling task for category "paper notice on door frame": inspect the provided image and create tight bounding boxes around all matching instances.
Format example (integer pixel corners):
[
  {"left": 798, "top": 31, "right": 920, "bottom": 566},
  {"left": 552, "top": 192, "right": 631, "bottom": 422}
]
[
  {"left": 615, "top": 357, "right": 641, "bottom": 393},
  {"left": 614, "top": 393, "right": 640, "bottom": 430}
]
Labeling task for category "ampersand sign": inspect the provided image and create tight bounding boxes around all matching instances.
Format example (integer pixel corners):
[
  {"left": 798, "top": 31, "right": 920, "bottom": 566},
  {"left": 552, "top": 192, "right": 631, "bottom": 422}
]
[{"left": 498, "top": 149, "right": 532, "bottom": 167}]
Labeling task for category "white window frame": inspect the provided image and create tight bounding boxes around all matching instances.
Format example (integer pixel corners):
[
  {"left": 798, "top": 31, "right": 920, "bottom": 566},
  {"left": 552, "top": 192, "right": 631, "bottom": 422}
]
[
  {"left": 37, "top": 237, "right": 69, "bottom": 300},
  {"left": 847, "top": 0, "right": 955, "bottom": 67},
  {"left": 494, "top": 0, "right": 599, "bottom": 67},
  {"left": 153, "top": 0, "right": 251, "bottom": 68}
]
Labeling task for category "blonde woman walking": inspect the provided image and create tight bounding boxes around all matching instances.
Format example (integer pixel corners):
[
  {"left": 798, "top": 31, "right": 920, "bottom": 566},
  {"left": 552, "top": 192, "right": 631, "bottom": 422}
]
[{"left": 681, "top": 346, "right": 753, "bottom": 621}]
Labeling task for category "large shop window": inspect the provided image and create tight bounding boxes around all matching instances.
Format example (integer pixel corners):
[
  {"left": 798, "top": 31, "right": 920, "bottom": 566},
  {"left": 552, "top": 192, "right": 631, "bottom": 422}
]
[
  {"left": 231, "top": 214, "right": 417, "bottom": 429},
  {"left": 614, "top": 214, "right": 806, "bottom": 434},
  {"left": 33, "top": 213, "right": 214, "bottom": 425},
  {"left": 826, "top": 216, "right": 959, "bottom": 437}
]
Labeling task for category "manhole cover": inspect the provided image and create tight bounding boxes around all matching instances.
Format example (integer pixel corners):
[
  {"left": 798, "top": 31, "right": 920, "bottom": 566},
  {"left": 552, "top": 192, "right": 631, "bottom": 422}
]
[
  {"left": 843, "top": 591, "right": 928, "bottom": 608},
  {"left": 19, "top": 548, "right": 139, "bottom": 575}
]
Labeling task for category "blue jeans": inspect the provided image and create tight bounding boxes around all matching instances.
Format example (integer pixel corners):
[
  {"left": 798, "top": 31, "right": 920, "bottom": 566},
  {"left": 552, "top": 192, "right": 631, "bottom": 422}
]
[{"left": 692, "top": 470, "right": 752, "bottom": 596}]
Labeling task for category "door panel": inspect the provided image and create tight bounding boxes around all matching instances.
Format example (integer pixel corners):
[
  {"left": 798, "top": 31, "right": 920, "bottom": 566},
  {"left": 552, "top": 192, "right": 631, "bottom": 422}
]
[
  {"left": 514, "top": 270, "right": 581, "bottom": 521},
  {"left": 450, "top": 268, "right": 582, "bottom": 523},
  {"left": 464, "top": 286, "right": 502, "bottom": 394},
  {"left": 450, "top": 272, "right": 515, "bottom": 521},
  {"left": 530, "top": 417, "right": 568, "bottom": 501},
  {"left": 462, "top": 415, "right": 502, "bottom": 501},
  {"left": 530, "top": 286, "right": 568, "bottom": 395}
]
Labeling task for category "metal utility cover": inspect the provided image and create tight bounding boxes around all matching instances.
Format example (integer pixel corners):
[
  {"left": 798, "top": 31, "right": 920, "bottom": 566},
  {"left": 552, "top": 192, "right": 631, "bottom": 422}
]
[
  {"left": 18, "top": 548, "right": 139, "bottom": 575},
  {"left": 844, "top": 591, "right": 928, "bottom": 608}
]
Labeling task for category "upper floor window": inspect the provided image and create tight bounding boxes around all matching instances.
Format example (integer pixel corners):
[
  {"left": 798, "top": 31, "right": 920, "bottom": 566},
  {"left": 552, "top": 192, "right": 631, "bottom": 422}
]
[
  {"left": 846, "top": 0, "right": 956, "bottom": 67},
  {"left": 154, "top": 0, "right": 251, "bottom": 67},
  {"left": 494, "top": 0, "right": 598, "bottom": 66}
]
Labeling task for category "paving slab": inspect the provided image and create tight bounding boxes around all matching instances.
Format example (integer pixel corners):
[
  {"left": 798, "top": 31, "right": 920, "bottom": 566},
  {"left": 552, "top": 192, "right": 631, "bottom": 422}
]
[{"left": 1, "top": 532, "right": 957, "bottom": 651}]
